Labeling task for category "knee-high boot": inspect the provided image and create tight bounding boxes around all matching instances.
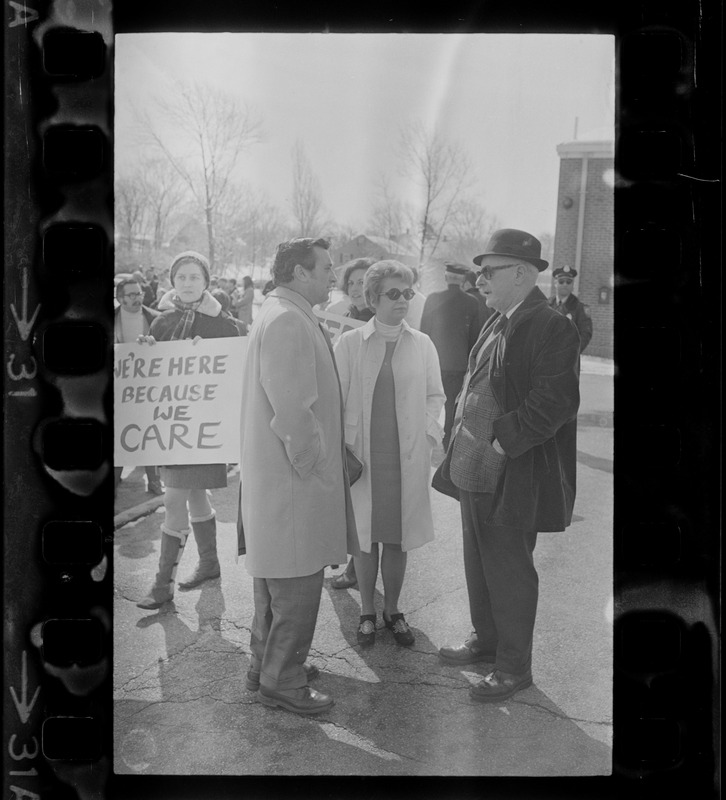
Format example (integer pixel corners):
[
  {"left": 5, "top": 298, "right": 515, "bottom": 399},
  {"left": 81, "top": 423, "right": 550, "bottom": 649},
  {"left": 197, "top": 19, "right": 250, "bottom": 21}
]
[
  {"left": 178, "top": 512, "right": 220, "bottom": 590},
  {"left": 137, "top": 526, "right": 189, "bottom": 609}
]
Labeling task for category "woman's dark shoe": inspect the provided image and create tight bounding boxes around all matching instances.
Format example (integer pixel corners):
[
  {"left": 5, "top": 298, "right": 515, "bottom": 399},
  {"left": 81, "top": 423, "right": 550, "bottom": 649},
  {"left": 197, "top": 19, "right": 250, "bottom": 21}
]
[
  {"left": 356, "top": 614, "right": 377, "bottom": 647},
  {"left": 384, "top": 612, "right": 415, "bottom": 646}
]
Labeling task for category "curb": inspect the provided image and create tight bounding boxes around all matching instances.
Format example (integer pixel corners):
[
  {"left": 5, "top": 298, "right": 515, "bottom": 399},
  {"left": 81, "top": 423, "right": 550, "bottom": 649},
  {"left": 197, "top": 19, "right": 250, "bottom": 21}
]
[{"left": 114, "top": 495, "right": 165, "bottom": 530}]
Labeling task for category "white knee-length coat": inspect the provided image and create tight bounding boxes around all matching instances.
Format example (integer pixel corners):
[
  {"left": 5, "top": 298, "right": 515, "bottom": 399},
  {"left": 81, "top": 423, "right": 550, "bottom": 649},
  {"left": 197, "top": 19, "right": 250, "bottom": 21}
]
[
  {"left": 334, "top": 318, "right": 445, "bottom": 553},
  {"left": 239, "top": 287, "right": 358, "bottom": 578}
]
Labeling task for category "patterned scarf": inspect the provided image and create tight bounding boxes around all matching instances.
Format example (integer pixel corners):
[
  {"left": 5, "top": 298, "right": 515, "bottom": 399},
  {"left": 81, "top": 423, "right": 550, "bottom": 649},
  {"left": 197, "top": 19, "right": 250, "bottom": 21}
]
[{"left": 169, "top": 294, "right": 204, "bottom": 340}]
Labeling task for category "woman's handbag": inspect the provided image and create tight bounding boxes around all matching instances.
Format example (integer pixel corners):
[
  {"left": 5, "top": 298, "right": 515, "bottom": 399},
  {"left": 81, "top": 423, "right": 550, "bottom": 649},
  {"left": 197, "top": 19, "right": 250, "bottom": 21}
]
[
  {"left": 431, "top": 443, "right": 460, "bottom": 500},
  {"left": 345, "top": 446, "right": 363, "bottom": 486}
]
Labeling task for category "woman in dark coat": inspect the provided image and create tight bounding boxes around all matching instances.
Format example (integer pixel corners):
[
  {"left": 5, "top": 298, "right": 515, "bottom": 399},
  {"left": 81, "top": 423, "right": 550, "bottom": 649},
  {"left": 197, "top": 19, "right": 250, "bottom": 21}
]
[{"left": 137, "top": 250, "right": 239, "bottom": 610}]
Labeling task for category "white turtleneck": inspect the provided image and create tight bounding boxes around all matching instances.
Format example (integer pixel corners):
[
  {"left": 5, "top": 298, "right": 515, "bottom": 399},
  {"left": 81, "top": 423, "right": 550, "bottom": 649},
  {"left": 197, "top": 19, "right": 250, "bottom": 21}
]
[{"left": 374, "top": 317, "right": 403, "bottom": 341}]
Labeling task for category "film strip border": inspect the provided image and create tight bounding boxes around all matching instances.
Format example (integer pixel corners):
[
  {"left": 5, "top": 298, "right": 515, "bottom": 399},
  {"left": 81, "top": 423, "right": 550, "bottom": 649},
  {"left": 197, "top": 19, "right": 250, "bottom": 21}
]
[
  {"left": 3, "top": 2, "right": 720, "bottom": 799},
  {"left": 4, "top": 1, "right": 113, "bottom": 798}
]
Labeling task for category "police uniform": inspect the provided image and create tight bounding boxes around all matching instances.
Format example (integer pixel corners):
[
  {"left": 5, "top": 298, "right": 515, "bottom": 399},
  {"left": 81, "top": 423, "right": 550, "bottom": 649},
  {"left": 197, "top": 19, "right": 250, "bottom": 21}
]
[
  {"left": 420, "top": 262, "right": 482, "bottom": 449},
  {"left": 549, "top": 266, "right": 593, "bottom": 354}
]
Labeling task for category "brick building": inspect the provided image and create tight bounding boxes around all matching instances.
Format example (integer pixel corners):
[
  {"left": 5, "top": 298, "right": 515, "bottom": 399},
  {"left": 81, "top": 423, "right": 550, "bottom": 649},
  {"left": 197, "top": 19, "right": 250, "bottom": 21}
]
[{"left": 553, "top": 140, "right": 614, "bottom": 358}]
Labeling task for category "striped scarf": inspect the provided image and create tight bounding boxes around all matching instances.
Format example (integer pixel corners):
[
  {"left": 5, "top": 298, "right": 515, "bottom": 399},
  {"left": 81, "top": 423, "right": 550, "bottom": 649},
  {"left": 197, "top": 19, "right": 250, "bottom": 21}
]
[{"left": 170, "top": 295, "right": 204, "bottom": 340}]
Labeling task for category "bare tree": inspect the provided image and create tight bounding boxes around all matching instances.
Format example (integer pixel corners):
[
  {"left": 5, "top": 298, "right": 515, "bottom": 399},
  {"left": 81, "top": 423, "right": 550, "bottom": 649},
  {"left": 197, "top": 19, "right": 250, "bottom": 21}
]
[
  {"left": 140, "top": 158, "right": 188, "bottom": 250},
  {"left": 368, "top": 174, "right": 407, "bottom": 242},
  {"left": 212, "top": 185, "right": 288, "bottom": 272},
  {"left": 399, "top": 121, "right": 474, "bottom": 263},
  {"left": 290, "top": 140, "right": 325, "bottom": 237},
  {"left": 115, "top": 174, "right": 147, "bottom": 250},
  {"left": 441, "top": 197, "right": 500, "bottom": 263},
  {"left": 139, "top": 81, "right": 262, "bottom": 270},
  {"left": 238, "top": 191, "right": 288, "bottom": 268}
]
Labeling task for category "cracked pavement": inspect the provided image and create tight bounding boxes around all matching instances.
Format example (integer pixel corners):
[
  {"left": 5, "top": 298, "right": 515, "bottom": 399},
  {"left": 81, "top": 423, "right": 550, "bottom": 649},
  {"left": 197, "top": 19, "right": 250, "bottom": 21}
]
[{"left": 114, "top": 370, "right": 613, "bottom": 776}]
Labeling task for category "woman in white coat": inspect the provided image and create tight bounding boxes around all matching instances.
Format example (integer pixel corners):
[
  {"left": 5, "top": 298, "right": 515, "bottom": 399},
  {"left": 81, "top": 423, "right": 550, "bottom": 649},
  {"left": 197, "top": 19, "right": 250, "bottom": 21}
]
[{"left": 334, "top": 260, "right": 445, "bottom": 647}]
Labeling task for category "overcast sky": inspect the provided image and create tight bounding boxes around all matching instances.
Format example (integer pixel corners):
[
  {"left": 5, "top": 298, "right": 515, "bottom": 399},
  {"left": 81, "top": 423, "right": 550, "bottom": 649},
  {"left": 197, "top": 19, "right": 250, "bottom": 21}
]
[{"left": 115, "top": 33, "right": 614, "bottom": 238}]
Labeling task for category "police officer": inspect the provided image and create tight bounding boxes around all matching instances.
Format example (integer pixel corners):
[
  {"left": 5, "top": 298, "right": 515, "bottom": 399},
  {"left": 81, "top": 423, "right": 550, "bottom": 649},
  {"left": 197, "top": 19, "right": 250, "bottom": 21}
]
[
  {"left": 548, "top": 265, "right": 593, "bottom": 353},
  {"left": 420, "top": 262, "right": 482, "bottom": 449}
]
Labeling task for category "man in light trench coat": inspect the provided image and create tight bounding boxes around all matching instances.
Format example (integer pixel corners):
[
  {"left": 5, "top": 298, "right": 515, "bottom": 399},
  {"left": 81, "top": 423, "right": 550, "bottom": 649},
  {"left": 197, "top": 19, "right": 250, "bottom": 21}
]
[{"left": 238, "top": 237, "right": 359, "bottom": 716}]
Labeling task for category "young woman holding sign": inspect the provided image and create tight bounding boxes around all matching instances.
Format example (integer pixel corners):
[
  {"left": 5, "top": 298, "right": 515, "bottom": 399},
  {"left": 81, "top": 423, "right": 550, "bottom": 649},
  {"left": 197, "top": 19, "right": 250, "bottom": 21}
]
[{"left": 137, "top": 250, "right": 239, "bottom": 610}]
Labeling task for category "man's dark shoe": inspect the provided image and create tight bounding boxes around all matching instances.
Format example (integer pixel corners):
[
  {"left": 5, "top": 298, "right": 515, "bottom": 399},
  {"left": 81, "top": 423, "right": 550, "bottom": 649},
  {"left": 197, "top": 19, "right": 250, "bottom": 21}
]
[
  {"left": 469, "top": 669, "right": 533, "bottom": 703},
  {"left": 246, "top": 662, "right": 319, "bottom": 692},
  {"left": 257, "top": 685, "right": 333, "bottom": 715},
  {"left": 439, "top": 639, "right": 496, "bottom": 665}
]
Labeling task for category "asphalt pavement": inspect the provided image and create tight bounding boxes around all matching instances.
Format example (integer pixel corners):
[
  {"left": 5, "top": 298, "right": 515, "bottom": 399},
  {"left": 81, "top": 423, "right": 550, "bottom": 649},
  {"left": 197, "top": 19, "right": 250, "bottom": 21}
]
[{"left": 113, "top": 357, "right": 613, "bottom": 776}]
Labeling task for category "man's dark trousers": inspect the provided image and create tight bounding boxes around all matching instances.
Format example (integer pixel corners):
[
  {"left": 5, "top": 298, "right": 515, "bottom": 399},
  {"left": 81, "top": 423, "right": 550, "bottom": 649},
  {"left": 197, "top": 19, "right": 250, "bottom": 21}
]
[
  {"left": 441, "top": 370, "right": 466, "bottom": 449},
  {"left": 459, "top": 489, "right": 538, "bottom": 675}
]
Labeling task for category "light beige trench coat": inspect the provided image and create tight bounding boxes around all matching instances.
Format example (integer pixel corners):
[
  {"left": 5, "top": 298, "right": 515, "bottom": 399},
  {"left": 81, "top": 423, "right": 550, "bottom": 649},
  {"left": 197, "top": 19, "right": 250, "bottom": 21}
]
[
  {"left": 239, "top": 287, "right": 358, "bottom": 578},
  {"left": 334, "top": 319, "right": 445, "bottom": 553}
]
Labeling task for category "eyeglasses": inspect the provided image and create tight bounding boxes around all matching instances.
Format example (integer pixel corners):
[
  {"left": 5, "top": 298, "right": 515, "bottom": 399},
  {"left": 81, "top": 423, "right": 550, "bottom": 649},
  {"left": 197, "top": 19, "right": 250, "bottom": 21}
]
[
  {"left": 379, "top": 288, "right": 415, "bottom": 301},
  {"left": 123, "top": 292, "right": 142, "bottom": 299},
  {"left": 478, "top": 264, "right": 521, "bottom": 280},
  {"left": 556, "top": 278, "right": 574, "bottom": 285}
]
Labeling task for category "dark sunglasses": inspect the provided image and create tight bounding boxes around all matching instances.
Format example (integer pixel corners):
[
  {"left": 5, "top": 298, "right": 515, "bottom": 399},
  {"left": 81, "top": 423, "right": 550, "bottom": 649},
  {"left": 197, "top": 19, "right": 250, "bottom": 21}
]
[
  {"left": 478, "top": 263, "right": 521, "bottom": 280},
  {"left": 556, "top": 278, "right": 574, "bottom": 285},
  {"left": 380, "top": 288, "right": 415, "bottom": 301}
]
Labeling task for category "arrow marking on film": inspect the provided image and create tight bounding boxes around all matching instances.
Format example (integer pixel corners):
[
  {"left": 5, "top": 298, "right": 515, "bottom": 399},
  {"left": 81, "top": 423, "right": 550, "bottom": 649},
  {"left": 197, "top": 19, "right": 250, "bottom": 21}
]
[
  {"left": 10, "top": 269, "right": 41, "bottom": 341},
  {"left": 9, "top": 651, "right": 40, "bottom": 724}
]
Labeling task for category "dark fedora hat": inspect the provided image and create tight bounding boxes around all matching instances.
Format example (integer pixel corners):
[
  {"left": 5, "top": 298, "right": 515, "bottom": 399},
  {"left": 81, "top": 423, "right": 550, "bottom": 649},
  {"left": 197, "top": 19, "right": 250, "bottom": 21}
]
[{"left": 473, "top": 228, "right": 548, "bottom": 271}]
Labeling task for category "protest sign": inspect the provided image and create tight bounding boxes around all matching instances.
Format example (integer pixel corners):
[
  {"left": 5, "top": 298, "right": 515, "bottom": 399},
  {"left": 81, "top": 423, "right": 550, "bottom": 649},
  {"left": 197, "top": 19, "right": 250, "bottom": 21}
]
[
  {"left": 314, "top": 308, "right": 364, "bottom": 344},
  {"left": 114, "top": 337, "right": 247, "bottom": 466}
]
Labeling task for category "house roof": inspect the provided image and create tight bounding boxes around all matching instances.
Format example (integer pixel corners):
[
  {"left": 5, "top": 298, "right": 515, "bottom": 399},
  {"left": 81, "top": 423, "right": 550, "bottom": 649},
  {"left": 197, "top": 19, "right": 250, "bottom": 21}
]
[{"left": 341, "top": 234, "right": 418, "bottom": 259}]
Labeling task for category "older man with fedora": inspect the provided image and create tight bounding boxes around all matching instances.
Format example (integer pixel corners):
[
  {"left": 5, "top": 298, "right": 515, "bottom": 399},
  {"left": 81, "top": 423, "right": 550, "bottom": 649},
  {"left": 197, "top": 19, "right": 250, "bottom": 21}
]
[{"left": 437, "top": 228, "right": 581, "bottom": 703}]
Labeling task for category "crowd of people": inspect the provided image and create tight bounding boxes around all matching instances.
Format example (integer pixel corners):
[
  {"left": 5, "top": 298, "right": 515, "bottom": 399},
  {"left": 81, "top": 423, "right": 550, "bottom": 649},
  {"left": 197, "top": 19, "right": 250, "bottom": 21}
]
[
  {"left": 118, "top": 226, "right": 592, "bottom": 717},
  {"left": 114, "top": 266, "right": 256, "bottom": 336}
]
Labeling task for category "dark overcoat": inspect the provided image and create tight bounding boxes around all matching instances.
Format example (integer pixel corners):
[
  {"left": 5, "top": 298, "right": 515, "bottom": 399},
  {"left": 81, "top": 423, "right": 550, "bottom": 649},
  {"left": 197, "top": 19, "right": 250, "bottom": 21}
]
[
  {"left": 420, "top": 285, "right": 482, "bottom": 372},
  {"left": 548, "top": 293, "right": 593, "bottom": 353},
  {"left": 488, "top": 287, "right": 581, "bottom": 532}
]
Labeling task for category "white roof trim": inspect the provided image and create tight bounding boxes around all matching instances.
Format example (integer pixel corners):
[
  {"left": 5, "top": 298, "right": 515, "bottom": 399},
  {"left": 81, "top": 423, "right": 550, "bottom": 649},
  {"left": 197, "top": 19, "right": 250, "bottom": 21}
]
[{"left": 556, "top": 140, "right": 615, "bottom": 158}]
